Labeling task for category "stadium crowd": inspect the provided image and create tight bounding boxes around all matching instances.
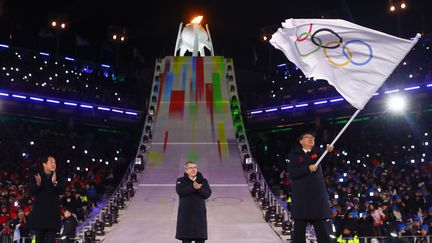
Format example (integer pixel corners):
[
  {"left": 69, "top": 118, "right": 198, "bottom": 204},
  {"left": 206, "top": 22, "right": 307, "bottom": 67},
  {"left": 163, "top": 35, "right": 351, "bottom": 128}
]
[
  {"left": 252, "top": 113, "right": 432, "bottom": 239},
  {"left": 0, "top": 116, "right": 139, "bottom": 241},
  {"left": 0, "top": 47, "right": 142, "bottom": 109}
]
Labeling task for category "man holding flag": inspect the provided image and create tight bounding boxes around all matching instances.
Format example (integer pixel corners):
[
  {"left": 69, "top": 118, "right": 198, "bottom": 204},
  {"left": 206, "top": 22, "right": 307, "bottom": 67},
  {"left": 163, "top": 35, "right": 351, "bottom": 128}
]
[
  {"left": 287, "top": 132, "right": 334, "bottom": 243},
  {"left": 270, "top": 18, "right": 420, "bottom": 242}
]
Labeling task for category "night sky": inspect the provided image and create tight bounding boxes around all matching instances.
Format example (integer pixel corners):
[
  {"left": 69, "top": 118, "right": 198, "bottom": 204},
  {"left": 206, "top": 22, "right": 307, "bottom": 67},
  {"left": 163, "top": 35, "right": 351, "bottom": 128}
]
[{"left": 0, "top": 0, "right": 430, "bottom": 67}]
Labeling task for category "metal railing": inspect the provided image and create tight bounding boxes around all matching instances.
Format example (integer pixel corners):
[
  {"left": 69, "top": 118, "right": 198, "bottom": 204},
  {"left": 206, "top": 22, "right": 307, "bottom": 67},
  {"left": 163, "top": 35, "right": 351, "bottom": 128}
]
[
  {"left": 0, "top": 236, "right": 83, "bottom": 243},
  {"left": 225, "top": 58, "right": 291, "bottom": 242},
  {"left": 77, "top": 145, "right": 139, "bottom": 238},
  {"left": 307, "top": 235, "right": 432, "bottom": 243},
  {"left": 77, "top": 58, "right": 164, "bottom": 240},
  {"left": 357, "top": 236, "right": 432, "bottom": 243}
]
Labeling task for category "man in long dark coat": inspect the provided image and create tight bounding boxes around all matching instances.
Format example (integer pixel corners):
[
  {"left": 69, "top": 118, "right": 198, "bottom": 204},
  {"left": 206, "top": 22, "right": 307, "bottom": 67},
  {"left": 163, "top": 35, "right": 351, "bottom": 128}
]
[
  {"left": 28, "top": 156, "right": 65, "bottom": 243},
  {"left": 176, "top": 161, "right": 212, "bottom": 243},
  {"left": 287, "top": 132, "right": 333, "bottom": 243}
]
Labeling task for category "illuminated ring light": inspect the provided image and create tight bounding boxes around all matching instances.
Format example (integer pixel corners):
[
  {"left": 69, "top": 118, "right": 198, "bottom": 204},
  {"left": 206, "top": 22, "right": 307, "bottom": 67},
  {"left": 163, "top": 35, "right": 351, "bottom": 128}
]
[
  {"left": 311, "top": 28, "right": 343, "bottom": 49},
  {"left": 323, "top": 41, "right": 352, "bottom": 67},
  {"left": 296, "top": 24, "right": 313, "bottom": 42},
  {"left": 210, "top": 196, "right": 243, "bottom": 205},
  {"left": 342, "top": 39, "right": 373, "bottom": 66},
  {"left": 295, "top": 36, "right": 322, "bottom": 57},
  {"left": 144, "top": 196, "right": 177, "bottom": 204}
]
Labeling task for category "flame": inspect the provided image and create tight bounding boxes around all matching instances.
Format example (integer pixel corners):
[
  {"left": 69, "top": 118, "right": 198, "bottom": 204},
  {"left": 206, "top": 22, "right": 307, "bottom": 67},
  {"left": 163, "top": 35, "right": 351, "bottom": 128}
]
[{"left": 191, "top": 16, "right": 203, "bottom": 24}]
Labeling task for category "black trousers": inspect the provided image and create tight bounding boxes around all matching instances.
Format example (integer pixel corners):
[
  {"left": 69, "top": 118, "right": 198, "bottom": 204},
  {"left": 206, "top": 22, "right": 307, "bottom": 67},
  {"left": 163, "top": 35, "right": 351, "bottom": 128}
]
[
  {"left": 35, "top": 229, "right": 57, "bottom": 243},
  {"left": 293, "top": 219, "right": 330, "bottom": 243},
  {"left": 182, "top": 240, "right": 205, "bottom": 243}
]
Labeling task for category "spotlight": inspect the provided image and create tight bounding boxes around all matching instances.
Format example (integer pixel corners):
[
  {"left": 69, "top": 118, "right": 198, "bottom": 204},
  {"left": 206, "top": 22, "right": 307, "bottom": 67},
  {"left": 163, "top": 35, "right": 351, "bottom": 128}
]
[
  {"left": 390, "top": 5, "right": 396, "bottom": 11},
  {"left": 251, "top": 182, "right": 260, "bottom": 197},
  {"left": 245, "top": 156, "right": 252, "bottom": 164},
  {"left": 106, "top": 204, "right": 118, "bottom": 224},
  {"left": 249, "top": 172, "right": 257, "bottom": 182},
  {"left": 84, "top": 229, "right": 95, "bottom": 243},
  {"left": 265, "top": 206, "right": 276, "bottom": 222},
  {"left": 94, "top": 220, "right": 105, "bottom": 236},
  {"left": 145, "top": 125, "right": 151, "bottom": 133},
  {"left": 258, "top": 190, "right": 265, "bottom": 201},
  {"left": 103, "top": 212, "right": 112, "bottom": 227},
  {"left": 241, "top": 144, "right": 248, "bottom": 153},
  {"left": 282, "top": 220, "right": 292, "bottom": 235},
  {"left": 116, "top": 196, "right": 125, "bottom": 209},
  {"left": 134, "top": 157, "right": 144, "bottom": 172},
  {"left": 401, "top": 3, "right": 406, "bottom": 9},
  {"left": 121, "top": 188, "right": 130, "bottom": 201},
  {"left": 261, "top": 197, "right": 269, "bottom": 210},
  {"left": 127, "top": 182, "right": 135, "bottom": 197},
  {"left": 127, "top": 181, "right": 134, "bottom": 190},
  {"left": 387, "top": 95, "right": 406, "bottom": 112},
  {"left": 130, "top": 173, "right": 138, "bottom": 183},
  {"left": 275, "top": 212, "right": 284, "bottom": 227}
]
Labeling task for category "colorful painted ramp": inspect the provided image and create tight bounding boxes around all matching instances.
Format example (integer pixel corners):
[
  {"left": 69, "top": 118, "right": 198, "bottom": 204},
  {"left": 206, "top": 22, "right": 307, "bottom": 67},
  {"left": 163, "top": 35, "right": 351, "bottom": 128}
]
[
  {"left": 103, "top": 57, "right": 282, "bottom": 243},
  {"left": 145, "top": 56, "right": 241, "bottom": 184}
]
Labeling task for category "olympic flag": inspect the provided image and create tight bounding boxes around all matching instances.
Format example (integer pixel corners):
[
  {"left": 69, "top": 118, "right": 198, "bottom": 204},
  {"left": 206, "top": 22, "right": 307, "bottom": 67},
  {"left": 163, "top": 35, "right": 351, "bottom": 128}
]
[{"left": 270, "top": 18, "right": 421, "bottom": 110}]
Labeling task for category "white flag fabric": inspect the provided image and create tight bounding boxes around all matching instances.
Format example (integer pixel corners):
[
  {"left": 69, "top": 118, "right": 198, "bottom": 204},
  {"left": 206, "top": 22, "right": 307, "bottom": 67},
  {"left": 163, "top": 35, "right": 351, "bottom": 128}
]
[{"left": 270, "top": 18, "right": 421, "bottom": 110}]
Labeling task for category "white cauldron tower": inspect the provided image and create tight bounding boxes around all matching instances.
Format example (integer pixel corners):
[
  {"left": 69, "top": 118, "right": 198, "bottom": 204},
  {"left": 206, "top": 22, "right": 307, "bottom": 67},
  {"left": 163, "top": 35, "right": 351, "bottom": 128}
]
[{"left": 174, "top": 16, "right": 214, "bottom": 57}]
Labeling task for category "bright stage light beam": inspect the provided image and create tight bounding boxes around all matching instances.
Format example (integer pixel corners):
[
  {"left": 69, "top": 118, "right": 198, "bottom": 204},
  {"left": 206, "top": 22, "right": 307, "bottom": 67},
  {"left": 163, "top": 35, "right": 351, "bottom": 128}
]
[{"left": 387, "top": 95, "right": 406, "bottom": 112}]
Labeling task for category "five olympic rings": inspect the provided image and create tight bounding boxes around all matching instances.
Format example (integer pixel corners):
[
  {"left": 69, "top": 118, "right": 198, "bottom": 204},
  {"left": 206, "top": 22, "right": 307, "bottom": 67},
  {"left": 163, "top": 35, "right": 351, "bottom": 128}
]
[{"left": 294, "top": 24, "right": 374, "bottom": 67}]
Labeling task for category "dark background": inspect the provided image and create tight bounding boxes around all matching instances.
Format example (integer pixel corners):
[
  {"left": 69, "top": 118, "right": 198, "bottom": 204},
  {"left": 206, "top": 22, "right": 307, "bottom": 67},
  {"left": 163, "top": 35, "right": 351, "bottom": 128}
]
[{"left": 0, "top": 0, "right": 430, "bottom": 68}]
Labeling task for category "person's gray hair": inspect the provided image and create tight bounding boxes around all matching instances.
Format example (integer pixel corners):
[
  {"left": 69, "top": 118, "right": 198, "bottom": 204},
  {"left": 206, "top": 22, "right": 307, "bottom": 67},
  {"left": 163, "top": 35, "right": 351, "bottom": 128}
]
[{"left": 184, "top": 161, "right": 197, "bottom": 169}]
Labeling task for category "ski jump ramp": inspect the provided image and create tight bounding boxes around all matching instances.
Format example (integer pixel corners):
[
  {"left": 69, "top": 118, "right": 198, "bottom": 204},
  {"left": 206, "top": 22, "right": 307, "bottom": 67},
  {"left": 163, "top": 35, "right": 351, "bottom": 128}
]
[{"left": 103, "top": 56, "right": 282, "bottom": 243}]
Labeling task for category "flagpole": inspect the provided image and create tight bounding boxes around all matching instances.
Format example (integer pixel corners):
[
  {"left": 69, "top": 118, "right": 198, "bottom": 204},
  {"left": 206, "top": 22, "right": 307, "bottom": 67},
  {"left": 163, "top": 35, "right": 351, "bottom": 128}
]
[{"left": 314, "top": 109, "right": 361, "bottom": 166}]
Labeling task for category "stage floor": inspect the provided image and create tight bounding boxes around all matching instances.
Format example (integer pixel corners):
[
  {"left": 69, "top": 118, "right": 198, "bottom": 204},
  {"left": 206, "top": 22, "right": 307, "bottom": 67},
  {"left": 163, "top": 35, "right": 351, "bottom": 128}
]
[
  {"left": 103, "top": 57, "right": 282, "bottom": 242},
  {"left": 103, "top": 180, "right": 282, "bottom": 243}
]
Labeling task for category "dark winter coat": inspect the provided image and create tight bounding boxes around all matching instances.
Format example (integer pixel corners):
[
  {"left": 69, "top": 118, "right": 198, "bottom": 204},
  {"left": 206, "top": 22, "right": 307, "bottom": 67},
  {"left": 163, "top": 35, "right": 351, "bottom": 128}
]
[
  {"left": 60, "top": 215, "right": 78, "bottom": 242},
  {"left": 27, "top": 172, "right": 65, "bottom": 230},
  {"left": 287, "top": 146, "right": 331, "bottom": 220},
  {"left": 175, "top": 172, "right": 212, "bottom": 240}
]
